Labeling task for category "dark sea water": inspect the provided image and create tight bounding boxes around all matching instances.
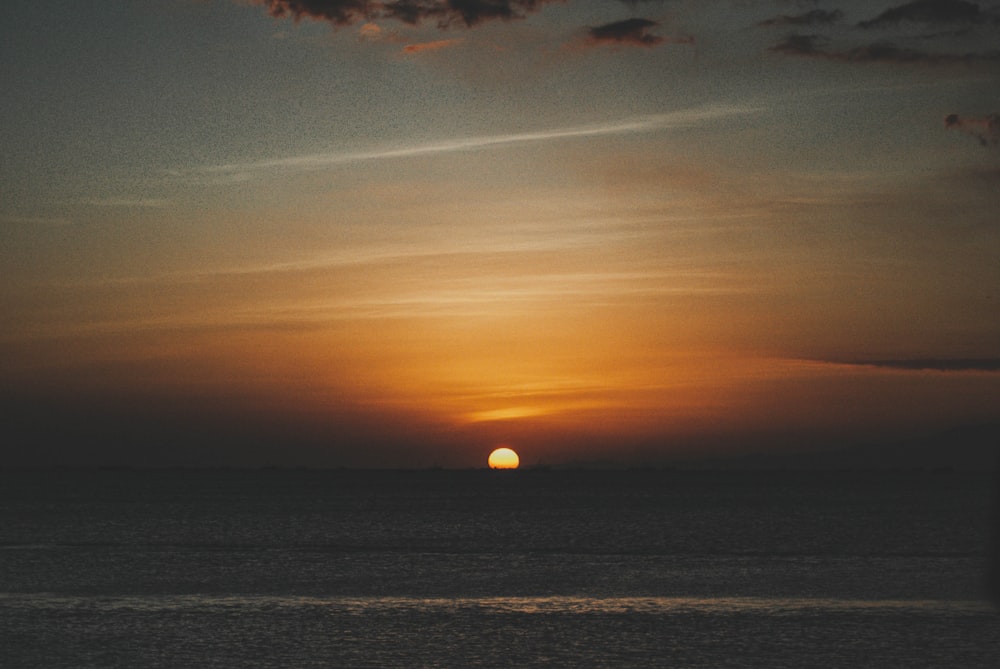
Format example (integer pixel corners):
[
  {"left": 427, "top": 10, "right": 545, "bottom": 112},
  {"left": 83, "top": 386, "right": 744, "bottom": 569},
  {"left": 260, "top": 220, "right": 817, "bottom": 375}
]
[{"left": 1, "top": 468, "right": 997, "bottom": 667}]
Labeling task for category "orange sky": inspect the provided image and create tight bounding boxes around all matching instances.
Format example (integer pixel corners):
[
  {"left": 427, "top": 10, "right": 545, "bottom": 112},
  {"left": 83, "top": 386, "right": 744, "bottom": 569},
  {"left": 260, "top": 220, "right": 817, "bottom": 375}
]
[{"left": 2, "top": 1, "right": 999, "bottom": 466}]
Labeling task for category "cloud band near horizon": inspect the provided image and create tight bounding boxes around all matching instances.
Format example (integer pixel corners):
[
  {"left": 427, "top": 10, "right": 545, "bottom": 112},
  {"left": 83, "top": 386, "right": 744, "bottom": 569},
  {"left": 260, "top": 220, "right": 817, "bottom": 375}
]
[{"left": 828, "top": 358, "right": 1000, "bottom": 372}]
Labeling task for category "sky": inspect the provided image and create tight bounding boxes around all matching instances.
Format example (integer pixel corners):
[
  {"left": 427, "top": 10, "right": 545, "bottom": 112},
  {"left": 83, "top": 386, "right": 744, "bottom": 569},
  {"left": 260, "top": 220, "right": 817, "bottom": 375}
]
[{"left": 2, "top": 0, "right": 999, "bottom": 467}]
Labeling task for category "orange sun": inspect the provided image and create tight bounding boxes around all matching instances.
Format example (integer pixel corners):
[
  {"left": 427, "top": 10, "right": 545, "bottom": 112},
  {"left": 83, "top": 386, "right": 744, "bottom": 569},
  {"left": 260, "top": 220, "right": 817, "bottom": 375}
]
[{"left": 487, "top": 447, "right": 520, "bottom": 470}]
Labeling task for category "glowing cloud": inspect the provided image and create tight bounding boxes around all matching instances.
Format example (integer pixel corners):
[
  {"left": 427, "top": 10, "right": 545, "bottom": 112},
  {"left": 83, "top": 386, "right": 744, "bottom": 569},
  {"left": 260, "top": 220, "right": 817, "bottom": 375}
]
[
  {"left": 402, "top": 38, "right": 464, "bottom": 54},
  {"left": 359, "top": 22, "right": 384, "bottom": 39}
]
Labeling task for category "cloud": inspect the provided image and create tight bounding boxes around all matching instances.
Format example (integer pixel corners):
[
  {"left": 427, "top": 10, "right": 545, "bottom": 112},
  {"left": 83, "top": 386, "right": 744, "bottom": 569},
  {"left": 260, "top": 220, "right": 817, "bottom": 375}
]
[
  {"left": 359, "top": 21, "right": 384, "bottom": 39},
  {"left": 858, "top": 0, "right": 996, "bottom": 29},
  {"left": 252, "top": 0, "right": 559, "bottom": 28},
  {"left": 255, "top": 0, "right": 367, "bottom": 26},
  {"left": 767, "top": 2, "right": 1000, "bottom": 67},
  {"left": 402, "top": 37, "right": 464, "bottom": 53},
  {"left": 835, "top": 358, "right": 1000, "bottom": 372},
  {"left": 769, "top": 33, "right": 1000, "bottom": 65},
  {"left": 83, "top": 198, "right": 172, "bottom": 208},
  {"left": 769, "top": 33, "right": 826, "bottom": 56},
  {"left": 758, "top": 9, "right": 844, "bottom": 27},
  {"left": 837, "top": 42, "right": 1000, "bottom": 64},
  {"left": 945, "top": 112, "right": 1000, "bottom": 146},
  {"left": 584, "top": 18, "right": 693, "bottom": 49},
  {"left": 174, "top": 104, "right": 756, "bottom": 181}
]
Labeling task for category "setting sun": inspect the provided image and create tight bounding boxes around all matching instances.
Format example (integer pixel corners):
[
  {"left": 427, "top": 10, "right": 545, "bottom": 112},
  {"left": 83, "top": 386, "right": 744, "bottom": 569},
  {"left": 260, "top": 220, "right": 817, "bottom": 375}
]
[{"left": 487, "top": 447, "right": 520, "bottom": 470}]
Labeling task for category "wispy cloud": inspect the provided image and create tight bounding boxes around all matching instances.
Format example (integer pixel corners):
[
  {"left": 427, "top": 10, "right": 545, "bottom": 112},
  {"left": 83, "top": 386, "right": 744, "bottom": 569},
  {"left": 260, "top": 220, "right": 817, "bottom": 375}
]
[
  {"left": 769, "top": 33, "right": 1000, "bottom": 65},
  {"left": 767, "top": 1, "right": 1000, "bottom": 66},
  {"left": 585, "top": 18, "right": 669, "bottom": 48},
  {"left": 770, "top": 33, "right": 826, "bottom": 57},
  {"left": 402, "top": 37, "right": 464, "bottom": 54},
  {"left": 858, "top": 0, "right": 997, "bottom": 29},
  {"left": 945, "top": 112, "right": 999, "bottom": 146},
  {"left": 83, "top": 198, "right": 173, "bottom": 208},
  {"left": 823, "top": 358, "right": 1000, "bottom": 372},
  {"left": 173, "top": 104, "right": 757, "bottom": 181},
  {"left": 758, "top": 9, "right": 844, "bottom": 27}
]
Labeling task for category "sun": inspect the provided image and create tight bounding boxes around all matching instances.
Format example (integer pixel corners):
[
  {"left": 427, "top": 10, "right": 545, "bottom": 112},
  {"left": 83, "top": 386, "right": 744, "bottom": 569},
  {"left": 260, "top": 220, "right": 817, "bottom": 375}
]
[{"left": 487, "top": 447, "right": 520, "bottom": 470}]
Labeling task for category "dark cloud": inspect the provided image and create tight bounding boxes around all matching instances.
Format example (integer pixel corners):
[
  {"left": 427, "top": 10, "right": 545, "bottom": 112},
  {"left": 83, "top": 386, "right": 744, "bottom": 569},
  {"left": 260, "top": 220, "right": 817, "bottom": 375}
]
[
  {"left": 256, "top": 0, "right": 368, "bottom": 26},
  {"left": 842, "top": 358, "right": 1000, "bottom": 372},
  {"left": 438, "top": 0, "right": 540, "bottom": 26},
  {"left": 769, "top": 33, "right": 826, "bottom": 56},
  {"left": 769, "top": 32, "right": 1000, "bottom": 65},
  {"left": 759, "top": 9, "right": 844, "bottom": 27},
  {"left": 586, "top": 18, "right": 667, "bottom": 47},
  {"left": 858, "top": 0, "right": 995, "bottom": 29},
  {"left": 839, "top": 41, "right": 1000, "bottom": 63},
  {"left": 381, "top": 0, "right": 438, "bottom": 25},
  {"left": 254, "top": 0, "right": 555, "bottom": 28},
  {"left": 946, "top": 112, "right": 1000, "bottom": 146}
]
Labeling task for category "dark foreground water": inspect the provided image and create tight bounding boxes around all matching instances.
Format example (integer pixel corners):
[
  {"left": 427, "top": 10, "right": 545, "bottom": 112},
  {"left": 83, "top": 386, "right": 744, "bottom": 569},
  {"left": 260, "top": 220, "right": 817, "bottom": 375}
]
[{"left": 1, "top": 468, "right": 997, "bottom": 667}]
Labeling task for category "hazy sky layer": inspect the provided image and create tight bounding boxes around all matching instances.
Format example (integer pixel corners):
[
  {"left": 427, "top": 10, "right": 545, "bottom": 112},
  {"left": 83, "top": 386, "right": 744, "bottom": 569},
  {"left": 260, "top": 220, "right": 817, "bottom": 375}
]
[{"left": 2, "top": 0, "right": 999, "bottom": 467}]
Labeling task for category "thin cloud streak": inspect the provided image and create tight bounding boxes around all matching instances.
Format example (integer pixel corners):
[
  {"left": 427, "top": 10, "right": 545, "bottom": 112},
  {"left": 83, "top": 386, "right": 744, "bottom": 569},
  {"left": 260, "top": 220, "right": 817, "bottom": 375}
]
[
  {"left": 585, "top": 18, "right": 667, "bottom": 48},
  {"left": 401, "top": 38, "right": 464, "bottom": 54},
  {"left": 1, "top": 267, "right": 753, "bottom": 343},
  {"left": 0, "top": 214, "right": 75, "bottom": 227},
  {"left": 857, "top": 0, "right": 996, "bottom": 29},
  {"left": 83, "top": 198, "right": 173, "bottom": 208},
  {"left": 173, "top": 105, "right": 758, "bottom": 180},
  {"left": 758, "top": 9, "right": 844, "bottom": 27},
  {"left": 768, "top": 32, "right": 1000, "bottom": 65},
  {"left": 817, "top": 358, "right": 1000, "bottom": 373}
]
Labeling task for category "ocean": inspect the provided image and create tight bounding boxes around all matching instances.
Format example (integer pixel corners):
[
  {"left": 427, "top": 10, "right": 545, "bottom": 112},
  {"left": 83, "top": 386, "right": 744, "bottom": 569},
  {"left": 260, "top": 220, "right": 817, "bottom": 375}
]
[{"left": 1, "top": 468, "right": 997, "bottom": 667}]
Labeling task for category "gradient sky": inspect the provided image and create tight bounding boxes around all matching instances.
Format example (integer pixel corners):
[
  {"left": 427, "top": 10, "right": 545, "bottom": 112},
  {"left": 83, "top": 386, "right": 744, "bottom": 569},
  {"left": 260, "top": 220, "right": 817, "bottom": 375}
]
[{"left": 2, "top": 0, "right": 999, "bottom": 467}]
